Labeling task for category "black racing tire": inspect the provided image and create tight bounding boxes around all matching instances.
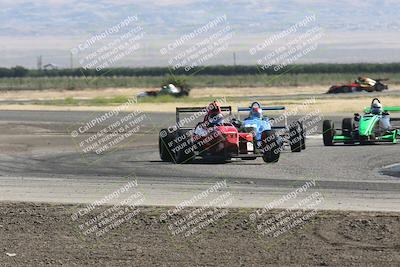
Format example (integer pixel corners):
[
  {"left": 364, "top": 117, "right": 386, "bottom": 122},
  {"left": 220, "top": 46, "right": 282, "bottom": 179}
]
[
  {"left": 261, "top": 130, "right": 280, "bottom": 163},
  {"left": 173, "top": 130, "right": 195, "bottom": 164},
  {"left": 176, "top": 91, "right": 189, "bottom": 97},
  {"left": 342, "top": 118, "right": 355, "bottom": 144},
  {"left": 359, "top": 136, "right": 370, "bottom": 145},
  {"left": 336, "top": 87, "right": 345, "bottom": 93},
  {"left": 327, "top": 86, "right": 335, "bottom": 94},
  {"left": 299, "top": 121, "right": 306, "bottom": 150},
  {"left": 175, "top": 147, "right": 194, "bottom": 163},
  {"left": 241, "top": 157, "right": 257, "bottom": 160},
  {"left": 323, "top": 120, "right": 335, "bottom": 146},
  {"left": 375, "top": 83, "right": 385, "bottom": 92},
  {"left": 289, "top": 122, "right": 302, "bottom": 152},
  {"left": 342, "top": 86, "right": 352, "bottom": 93},
  {"left": 159, "top": 129, "right": 173, "bottom": 162}
]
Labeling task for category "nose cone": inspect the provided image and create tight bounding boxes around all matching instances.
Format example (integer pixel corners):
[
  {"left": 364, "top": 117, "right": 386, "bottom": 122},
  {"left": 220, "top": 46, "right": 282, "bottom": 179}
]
[{"left": 358, "top": 115, "right": 378, "bottom": 136}]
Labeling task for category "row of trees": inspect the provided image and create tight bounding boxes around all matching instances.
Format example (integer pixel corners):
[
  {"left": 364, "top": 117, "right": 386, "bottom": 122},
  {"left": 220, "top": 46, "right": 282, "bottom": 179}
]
[{"left": 1, "top": 63, "right": 400, "bottom": 78}]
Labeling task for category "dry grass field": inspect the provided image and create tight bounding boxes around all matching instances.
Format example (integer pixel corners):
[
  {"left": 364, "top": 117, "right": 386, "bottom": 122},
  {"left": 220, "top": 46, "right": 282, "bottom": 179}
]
[{"left": 0, "top": 86, "right": 398, "bottom": 114}]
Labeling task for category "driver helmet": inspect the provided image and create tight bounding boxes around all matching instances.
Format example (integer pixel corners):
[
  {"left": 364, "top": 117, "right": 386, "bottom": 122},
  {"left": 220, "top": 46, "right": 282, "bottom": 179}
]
[
  {"left": 371, "top": 102, "right": 383, "bottom": 114},
  {"left": 207, "top": 101, "right": 223, "bottom": 125},
  {"left": 250, "top": 107, "right": 262, "bottom": 119},
  {"left": 209, "top": 113, "right": 223, "bottom": 124}
]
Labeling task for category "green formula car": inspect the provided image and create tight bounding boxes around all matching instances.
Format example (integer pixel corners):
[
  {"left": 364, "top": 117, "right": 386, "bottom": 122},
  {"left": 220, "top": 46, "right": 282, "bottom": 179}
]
[{"left": 323, "top": 98, "right": 400, "bottom": 145}]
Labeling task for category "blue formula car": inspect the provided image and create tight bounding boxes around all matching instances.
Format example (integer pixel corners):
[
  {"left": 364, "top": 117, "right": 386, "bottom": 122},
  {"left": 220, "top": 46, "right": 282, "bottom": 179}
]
[{"left": 233, "top": 102, "right": 306, "bottom": 158}]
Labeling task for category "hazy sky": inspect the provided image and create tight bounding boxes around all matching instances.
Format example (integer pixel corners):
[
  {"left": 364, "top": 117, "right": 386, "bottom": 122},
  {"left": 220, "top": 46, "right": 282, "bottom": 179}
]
[{"left": 1, "top": 0, "right": 399, "bottom": 68}]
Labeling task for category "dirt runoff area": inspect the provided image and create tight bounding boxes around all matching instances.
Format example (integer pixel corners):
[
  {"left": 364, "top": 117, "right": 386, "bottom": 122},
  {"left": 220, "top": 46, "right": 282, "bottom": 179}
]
[
  {"left": 0, "top": 86, "right": 325, "bottom": 100},
  {"left": 1, "top": 203, "right": 399, "bottom": 266}
]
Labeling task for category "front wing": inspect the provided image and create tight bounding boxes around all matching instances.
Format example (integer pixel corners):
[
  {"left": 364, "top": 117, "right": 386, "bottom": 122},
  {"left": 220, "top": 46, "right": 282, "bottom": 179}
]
[{"left": 333, "top": 129, "right": 399, "bottom": 144}]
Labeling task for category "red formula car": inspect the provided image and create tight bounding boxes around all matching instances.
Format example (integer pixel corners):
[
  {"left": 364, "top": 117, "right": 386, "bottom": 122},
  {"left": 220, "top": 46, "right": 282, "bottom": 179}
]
[
  {"left": 158, "top": 102, "right": 304, "bottom": 164},
  {"left": 327, "top": 77, "right": 388, "bottom": 94}
]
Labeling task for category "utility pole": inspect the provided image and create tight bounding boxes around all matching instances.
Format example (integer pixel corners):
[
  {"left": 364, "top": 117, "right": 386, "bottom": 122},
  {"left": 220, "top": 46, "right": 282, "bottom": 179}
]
[
  {"left": 37, "top": 55, "right": 42, "bottom": 70},
  {"left": 233, "top": 52, "right": 237, "bottom": 67},
  {"left": 37, "top": 55, "right": 43, "bottom": 90},
  {"left": 70, "top": 52, "right": 73, "bottom": 69}
]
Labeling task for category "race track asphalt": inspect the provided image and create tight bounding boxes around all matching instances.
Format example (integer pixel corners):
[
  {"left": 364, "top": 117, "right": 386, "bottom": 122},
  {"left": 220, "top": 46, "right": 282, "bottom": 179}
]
[{"left": 0, "top": 110, "right": 399, "bottom": 211}]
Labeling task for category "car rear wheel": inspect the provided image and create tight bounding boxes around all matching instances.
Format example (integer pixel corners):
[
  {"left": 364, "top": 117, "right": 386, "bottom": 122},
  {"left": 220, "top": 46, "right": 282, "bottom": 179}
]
[
  {"left": 342, "top": 86, "right": 351, "bottom": 93},
  {"left": 342, "top": 118, "right": 354, "bottom": 144},
  {"left": 359, "top": 135, "right": 371, "bottom": 145},
  {"left": 299, "top": 121, "right": 306, "bottom": 150},
  {"left": 261, "top": 130, "right": 280, "bottom": 163},
  {"left": 289, "top": 122, "right": 302, "bottom": 152},
  {"left": 241, "top": 157, "right": 257, "bottom": 160},
  {"left": 175, "top": 146, "right": 194, "bottom": 163},
  {"left": 375, "top": 83, "right": 385, "bottom": 92},
  {"left": 173, "top": 130, "right": 195, "bottom": 164},
  {"left": 323, "top": 120, "right": 335, "bottom": 146},
  {"left": 159, "top": 129, "right": 173, "bottom": 162}
]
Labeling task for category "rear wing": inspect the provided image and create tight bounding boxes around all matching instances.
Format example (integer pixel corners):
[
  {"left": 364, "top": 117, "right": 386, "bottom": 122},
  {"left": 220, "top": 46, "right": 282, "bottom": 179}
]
[
  {"left": 384, "top": 107, "right": 400, "bottom": 112},
  {"left": 364, "top": 106, "right": 400, "bottom": 113},
  {"left": 176, "top": 106, "right": 232, "bottom": 124},
  {"left": 237, "top": 106, "right": 287, "bottom": 128},
  {"left": 237, "top": 106, "right": 286, "bottom": 112}
]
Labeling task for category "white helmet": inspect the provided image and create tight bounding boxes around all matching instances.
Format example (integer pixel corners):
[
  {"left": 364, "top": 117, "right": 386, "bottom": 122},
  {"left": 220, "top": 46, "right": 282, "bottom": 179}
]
[{"left": 371, "top": 102, "right": 383, "bottom": 114}]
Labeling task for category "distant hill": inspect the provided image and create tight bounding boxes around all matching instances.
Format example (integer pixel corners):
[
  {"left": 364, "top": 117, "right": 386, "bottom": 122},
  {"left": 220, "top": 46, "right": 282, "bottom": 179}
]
[{"left": 1, "top": 0, "right": 400, "bottom": 67}]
